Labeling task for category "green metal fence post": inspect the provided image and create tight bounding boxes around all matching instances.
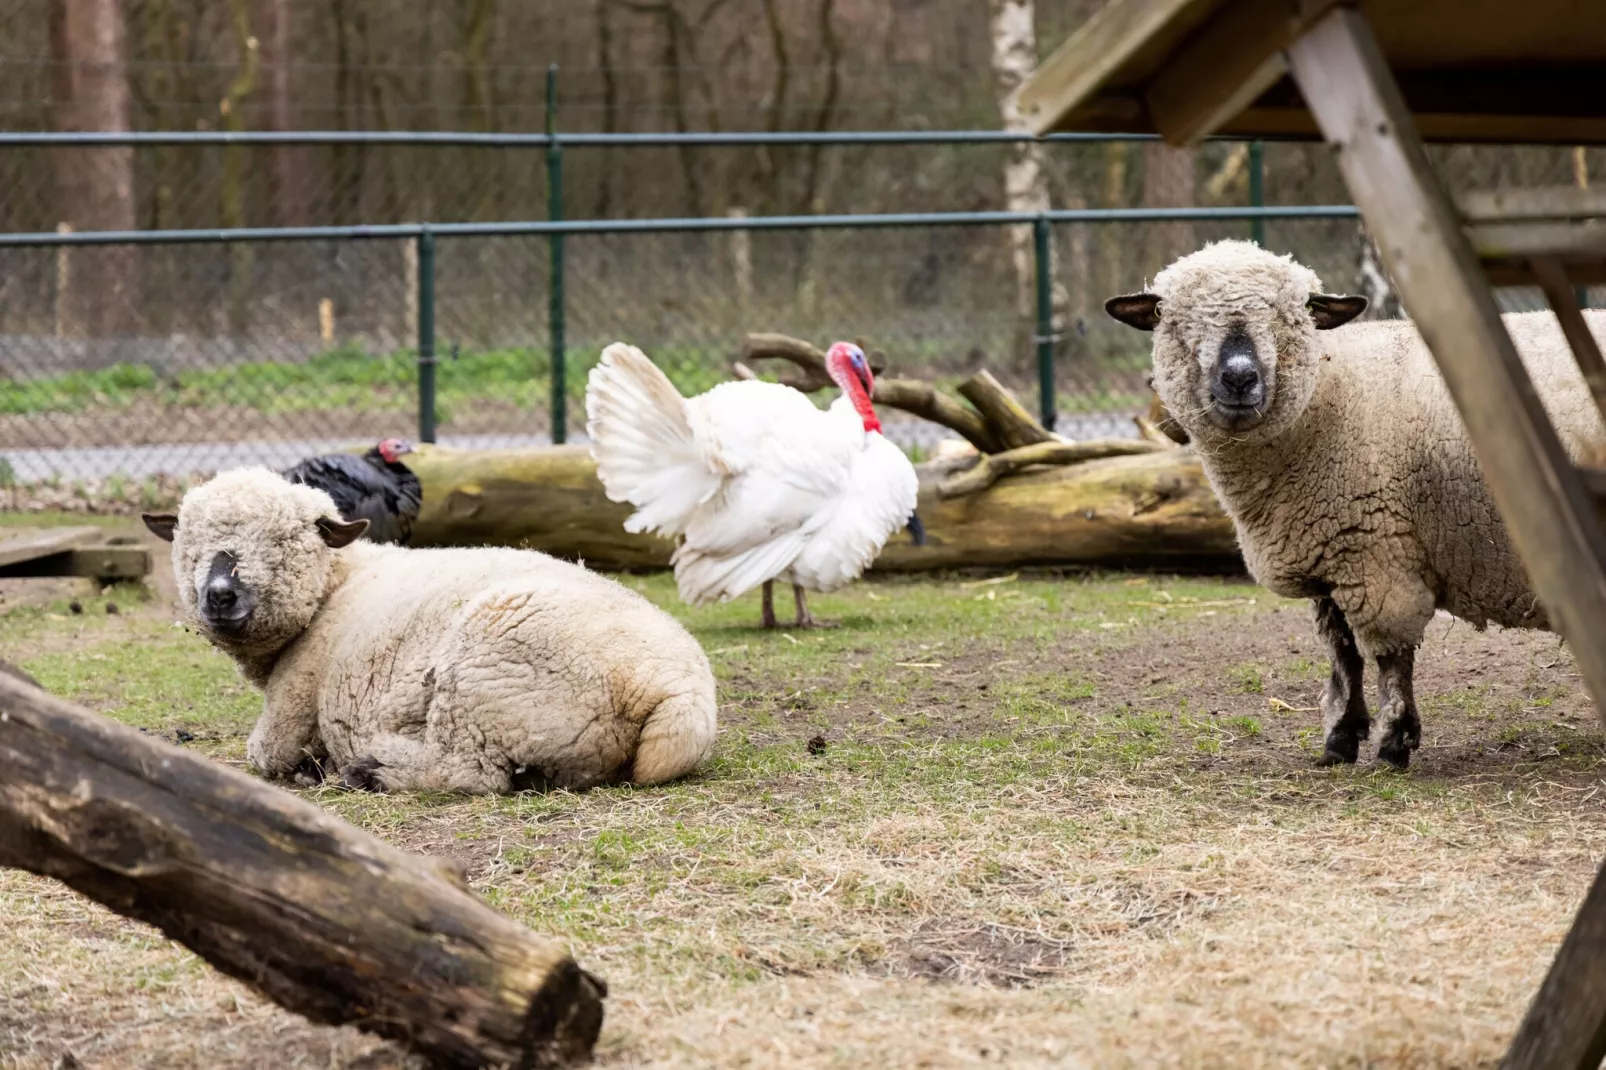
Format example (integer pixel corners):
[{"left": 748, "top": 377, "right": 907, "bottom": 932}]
[
  {"left": 1249, "top": 140, "right": 1266, "bottom": 247},
  {"left": 1032, "top": 213, "right": 1056, "bottom": 431},
  {"left": 546, "top": 63, "right": 567, "bottom": 445},
  {"left": 416, "top": 227, "right": 437, "bottom": 444}
]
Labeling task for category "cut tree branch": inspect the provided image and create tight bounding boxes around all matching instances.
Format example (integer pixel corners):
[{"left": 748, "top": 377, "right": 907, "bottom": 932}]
[
  {"left": 0, "top": 673, "right": 605, "bottom": 1069},
  {"left": 738, "top": 333, "right": 1010, "bottom": 452},
  {"left": 936, "top": 439, "right": 1166, "bottom": 499},
  {"left": 955, "top": 369, "right": 1058, "bottom": 449}
]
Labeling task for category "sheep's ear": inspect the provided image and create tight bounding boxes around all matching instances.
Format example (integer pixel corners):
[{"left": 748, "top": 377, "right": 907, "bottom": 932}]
[
  {"left": 315, "top": 516, "right": 369, "bottom": 548},
  {"left": 1307, "top": 293, "right": 1368, "bottom": 329},
  {"left": 142, "top": 513, "right": 178, "bottom": 542},
  {"left": 1105, "top": 293, "right": 1162, "bottom": 331}
]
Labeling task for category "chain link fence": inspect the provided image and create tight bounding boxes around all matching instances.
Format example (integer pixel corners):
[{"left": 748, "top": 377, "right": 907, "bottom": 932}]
[{"left": 0, "top": 133, "right": 1595, "bottom": 492}]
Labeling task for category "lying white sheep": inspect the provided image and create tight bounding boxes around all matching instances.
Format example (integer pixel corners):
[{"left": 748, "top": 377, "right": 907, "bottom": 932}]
[
  {"left": 143, "top": 467, "right": 718, "bottom": 792},
  {"left": 1108, "top": 240, "right": 1605, "bottom": 769}
]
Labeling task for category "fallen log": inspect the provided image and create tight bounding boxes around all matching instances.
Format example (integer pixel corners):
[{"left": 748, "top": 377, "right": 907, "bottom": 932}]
[
  {"left": 407, "top": 445, "right": 1241, "bottom": 573},
  {"left": 0, "top": 671, "right": 605, "bottom": 1070}
]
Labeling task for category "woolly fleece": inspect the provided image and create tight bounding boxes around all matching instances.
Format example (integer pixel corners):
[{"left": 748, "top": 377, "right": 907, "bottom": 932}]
[
  {"left": 168, "top": 467, "right": 718, "bottom": 792},
  {"left": 1136, "top": 240, "right": 1605, "bottom": 764}
]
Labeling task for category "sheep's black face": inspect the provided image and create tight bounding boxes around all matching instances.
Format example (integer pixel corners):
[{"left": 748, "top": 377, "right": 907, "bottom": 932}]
[
  {"left": 1209, "top": 325, "right": 1268, "bottom": 430},
  {"left": 199, "top": 550, "right": 257, "bottom": 636}
]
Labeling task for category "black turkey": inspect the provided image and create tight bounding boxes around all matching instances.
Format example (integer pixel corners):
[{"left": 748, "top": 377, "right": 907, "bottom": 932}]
[{"left": 281, "top": 438, "right": 422, "bottom": 545}]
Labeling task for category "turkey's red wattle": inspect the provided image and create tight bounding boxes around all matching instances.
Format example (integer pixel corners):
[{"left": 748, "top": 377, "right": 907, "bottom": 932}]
[{"left": 825, "top": 344, "right": 881, "bottom": 435}]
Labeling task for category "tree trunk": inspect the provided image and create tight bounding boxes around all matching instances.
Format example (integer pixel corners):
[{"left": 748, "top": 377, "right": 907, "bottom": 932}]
[
  {"left": 255, "top": 0, "right": 308, "bottom": 225},
  {"left": 221, "top": 0, "right": 260, "bottom": 335},
  {"left": 988, "top": 0, "right": 1054, "bottom": 322},
  {"left": 49, "top": 0, "right": 139, "bottom": 338},
  {"left": 1142, "top": 143, "right": 1196, "bottom": 273},
  {"left": 0, "top": 672, "right": 606, "bottom": 1070},
  {"left": 404, "top": 445, "right": 1240, "bottom": 573}
]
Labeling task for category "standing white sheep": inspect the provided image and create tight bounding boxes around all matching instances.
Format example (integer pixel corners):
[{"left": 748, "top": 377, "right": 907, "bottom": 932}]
[
  {"left": 1107, "top": 240, "right": 1605, "bottom": 769},
  {"left": 144, "top": 467, "right": 718, "bottom": 793}
]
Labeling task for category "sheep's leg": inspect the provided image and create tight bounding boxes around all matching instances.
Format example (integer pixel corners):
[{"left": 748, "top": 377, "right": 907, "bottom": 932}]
[
  {"left": 1373, "top": 648, "right": 1422, "bottom": 770},
  {"left": 247, "top": 677, "right": 324, "bottom": 780},
  {"left": 760, "top": 581, "right": 779, "bottom": 629},
  {"left": 793, "top": 585, "right": 838, "bottom": 629},
  {"left": 1314, "top": 596, "right": 1370, "bottom": 766}
]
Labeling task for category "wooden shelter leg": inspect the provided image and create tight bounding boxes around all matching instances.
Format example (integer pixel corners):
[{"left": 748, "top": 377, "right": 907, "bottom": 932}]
[
  {"left": 1287, "top": 10, "right": 1606, "bottom": 1070},
  {"left": 1498, "top": 852, "right": 1606, "bottom": 1070},
  {"left": 1532, "top": 256, "right": 1606, "bottom": 428}
]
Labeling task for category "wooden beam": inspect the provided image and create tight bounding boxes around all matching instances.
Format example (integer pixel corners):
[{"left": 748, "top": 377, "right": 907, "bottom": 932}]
[
  {"left": 1288, "top": 7, "right": 1606, "bottom": 730},
  {"left": 0, "top": 671, "right": 606, "bottom": 1069},
  {"left": 1143, "top": 0, "right": 1338, "bottom": 146},
  {"left": 1531, "top": 257, "right": 1606, "bottom": 431},
  {"left": 0, "top": 547, "right": 151, "bottom": 582},
  {"left": 0, "top": 527, "right": 101, "bottom": 569},
  {"left": 1460, "top": 187, "right": 1606, "bottom": 223},
  {"left": 1009, "top": 0, "right": 1206, "bottom": 136},
  {"left": 1285, "top": 13, "right": 1606, "bottom": 1067},
  {"left": 1472, "top": 222, "right": 1606, "bottom": 263}
]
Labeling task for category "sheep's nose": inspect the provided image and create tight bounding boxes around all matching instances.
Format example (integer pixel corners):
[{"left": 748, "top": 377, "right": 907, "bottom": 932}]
[
  {"left": 1219, "top": 357, "right": 1260, "bottom": 395},
  {"left": 206, "top": 584, "right": 237, "bottom": 612}
]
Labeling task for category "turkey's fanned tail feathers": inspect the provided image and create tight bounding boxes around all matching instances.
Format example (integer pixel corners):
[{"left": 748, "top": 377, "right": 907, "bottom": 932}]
[{"left": 586, "top": 343, "right": 724, "bottom": 537}]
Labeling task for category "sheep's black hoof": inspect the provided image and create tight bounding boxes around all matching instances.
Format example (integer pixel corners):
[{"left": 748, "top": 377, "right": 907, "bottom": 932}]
[
  {"left": 1317, "top": 729, "right": 1363, "bottom": 767},
  {"left": 509, "top": 763, "right": 555, "bottom": 793},
  {"left": 339, "top": 756, "right": 389, "bottom": 792},
  {"left": 290, "top": 755, "right": 326, "bottom": 786},
  {"left": 1376, "top": 737, "right": 1413, "bottom": 770}
]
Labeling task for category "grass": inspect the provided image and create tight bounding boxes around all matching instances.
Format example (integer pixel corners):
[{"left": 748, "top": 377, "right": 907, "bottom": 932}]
[
  {"left": 0, "top": 343, "right": 736, "bottom": 422},
  {"left": 2, "top": 558, "right": 1604, "bottom": 1069}
]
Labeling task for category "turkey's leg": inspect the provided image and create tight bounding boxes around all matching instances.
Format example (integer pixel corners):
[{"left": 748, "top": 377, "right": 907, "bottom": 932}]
[
  {"left": 760, "top": 580, "right": 779, "bottom": 629},
  {"left": 793, "top": 585, "right": 838, "bottom": 629}
]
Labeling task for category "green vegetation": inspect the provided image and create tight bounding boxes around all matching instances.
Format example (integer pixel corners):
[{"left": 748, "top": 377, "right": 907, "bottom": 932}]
[
  {"left": 1, "top": 342, "right": 1151, "bottom": 423},
  {"left": 4, "top": 559, "right": 1602, "bottom": 1068}
]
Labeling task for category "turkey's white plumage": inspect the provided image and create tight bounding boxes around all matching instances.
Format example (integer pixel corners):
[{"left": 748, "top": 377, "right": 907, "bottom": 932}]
[{"left": 585, "top": 343, "right": 919, "bottom": 609}]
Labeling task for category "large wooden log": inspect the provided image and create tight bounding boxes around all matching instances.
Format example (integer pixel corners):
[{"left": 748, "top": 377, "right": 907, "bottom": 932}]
[
  {"left": 0, "top": 671, "right": 605, "bottom": 1070},
  {"left": 407, "top": 445, "right": 1241, "bottom": 573}
]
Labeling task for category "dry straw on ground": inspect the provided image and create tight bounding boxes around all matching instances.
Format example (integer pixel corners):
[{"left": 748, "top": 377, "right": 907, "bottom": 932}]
[{"left": 2, "top": 518, "right": 1602, "bottom": 1069}]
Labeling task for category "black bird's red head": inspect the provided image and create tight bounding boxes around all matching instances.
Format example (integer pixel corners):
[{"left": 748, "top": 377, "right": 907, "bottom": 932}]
[{"left": 375, "top": 438, "right": 414, "bottom": 465}]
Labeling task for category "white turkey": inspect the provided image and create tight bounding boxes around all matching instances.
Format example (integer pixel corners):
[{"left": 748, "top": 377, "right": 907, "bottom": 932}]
[{"left": 585, "top": 340, "right": 922, "bottom": 628}]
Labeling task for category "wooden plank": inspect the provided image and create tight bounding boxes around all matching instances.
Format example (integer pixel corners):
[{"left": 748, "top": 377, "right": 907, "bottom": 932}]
[
  {"left": 1283, "top": 11, "right": 1606, "bottom": 1068},
  {"left": 0, "top": 671, "right": 607, "bottom": 1068},
  {"left": 0, "top": 527, "right": 101, "bottom": 569},
  {"left": 1531, "top": 258, "right": 1606, "bottom": 431},
  {"left": 1471, "top": 222, "right": 1606, "bottom": 262},
  {"left": 1471, "top": 221, "right": 1606, "bottom": 285},
  {"left": 1460, "top": 187, "right": 1606, "bottom": 223},
  {"left": 1009, "top": 0, "right": 1210, "bottom": 136},
  {"left": 1144, "top": 0, "right": 1338, "bottom": 146},
  {"left": 0, "top": 546, "right": 150, "bottom": 581}
]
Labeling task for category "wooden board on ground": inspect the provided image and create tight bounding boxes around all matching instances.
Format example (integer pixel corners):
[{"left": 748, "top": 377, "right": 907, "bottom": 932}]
[{"left": 0, "top": 527, "right": 150, "bottom": 583}]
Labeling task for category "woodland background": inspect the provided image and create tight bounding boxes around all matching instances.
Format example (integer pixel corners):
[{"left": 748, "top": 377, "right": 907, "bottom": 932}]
[{"left": 0, "top": 0, "right": 1596, "bottom": 471}]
